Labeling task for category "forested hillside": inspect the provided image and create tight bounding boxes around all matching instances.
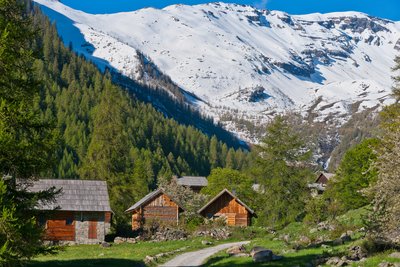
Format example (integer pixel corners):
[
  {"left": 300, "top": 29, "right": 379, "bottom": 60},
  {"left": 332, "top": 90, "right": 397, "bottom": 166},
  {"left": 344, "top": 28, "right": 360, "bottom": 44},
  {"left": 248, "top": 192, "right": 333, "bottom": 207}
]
[{"left": 31, "top": 8, "right": 249, "bottom": 228}]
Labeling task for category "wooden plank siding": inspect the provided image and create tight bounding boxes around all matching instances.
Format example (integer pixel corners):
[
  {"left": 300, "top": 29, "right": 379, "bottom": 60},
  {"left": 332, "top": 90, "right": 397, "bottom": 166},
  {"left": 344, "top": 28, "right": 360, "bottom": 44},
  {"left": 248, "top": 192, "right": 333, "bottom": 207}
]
[
  {"left": 200, "top": 191, "right": 251, "bottom": 226},
  {"left": 44, "top": 211, "right": 75, "bottom": 241},
  {"left": 130, "top": 192, "right": 180, "bottom": 230}
]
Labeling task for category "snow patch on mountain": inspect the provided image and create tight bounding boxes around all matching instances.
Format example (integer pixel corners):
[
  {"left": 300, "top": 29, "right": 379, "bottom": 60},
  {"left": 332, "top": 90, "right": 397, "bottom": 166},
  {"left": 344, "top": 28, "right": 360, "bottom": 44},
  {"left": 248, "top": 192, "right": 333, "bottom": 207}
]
[{"left": 34, "top": 0, "right": 400, "bottom": 141}]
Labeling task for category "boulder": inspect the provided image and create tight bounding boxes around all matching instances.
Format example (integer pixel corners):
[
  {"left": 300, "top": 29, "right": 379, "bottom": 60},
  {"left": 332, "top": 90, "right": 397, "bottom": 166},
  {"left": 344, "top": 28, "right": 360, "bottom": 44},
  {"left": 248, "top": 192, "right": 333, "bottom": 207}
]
[
  {"left": 250, "top": 246, "right": 268, "bottom": 257},
  {"left": 252, "top": 249, "right": 273, "bottom": 263},
  {"left": 126, "top": 238, "right": 136, "bottom": 244},
  {"left": 348, "top": 245, "right": 367, "bottom": 261},
  {"left": 298, "top": 236, "right": 311, "bottom": 245},
  {"left": 272, "top": 254, "right": 284, "bottom": 261},
  {"left": 100, "top": 242, "right": 111, "bottom": 248},
  {"left": 226, "top": 245, "right": 246, "bottom": 255},
  {"left": 113, "top": 237, "right": 126, "bottom": 244},
  {"left": 340, "top": 233, "right": 352, "bottom": 243},
  {"left": 389, "top": 252, "right": 400, "bottom": 259},
  {"left": 144, "top": 255, "right": 156, "bottom": 264},
  {"left": 333, "top": 238, "right": 344, "bottom": 246},
  {"left": 202, "top": 240, "right": 212, "bottom": 245}
]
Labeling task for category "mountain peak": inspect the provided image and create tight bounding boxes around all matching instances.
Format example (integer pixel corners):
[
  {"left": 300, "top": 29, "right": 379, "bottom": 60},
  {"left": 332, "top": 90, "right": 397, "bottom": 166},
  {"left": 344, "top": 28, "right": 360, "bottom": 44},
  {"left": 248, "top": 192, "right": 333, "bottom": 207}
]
[{"left": 35, "top": 0, "right": 399, "bottom": 141}]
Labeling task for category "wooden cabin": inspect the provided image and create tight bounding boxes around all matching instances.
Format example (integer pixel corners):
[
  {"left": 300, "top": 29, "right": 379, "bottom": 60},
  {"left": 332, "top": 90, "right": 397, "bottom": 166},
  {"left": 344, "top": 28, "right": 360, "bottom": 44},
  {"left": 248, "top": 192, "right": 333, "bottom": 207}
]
[
  {"left": 198, "top": 189, "right": 254, "bottom": 226},
  {"left": 30, "top": 179, "right": 112, "bottom": 245},
  {"left": 176, "top": 176, "right": 208, "bottom": 193},
  {"left": 125, "top": 189, "right": 183, "bottom": 231},
  {"left": 308, "top": 172, "right": 335, "bottom": 196},
  {"left": 315, "top": 172, "right": 334, "bottom": 185}
]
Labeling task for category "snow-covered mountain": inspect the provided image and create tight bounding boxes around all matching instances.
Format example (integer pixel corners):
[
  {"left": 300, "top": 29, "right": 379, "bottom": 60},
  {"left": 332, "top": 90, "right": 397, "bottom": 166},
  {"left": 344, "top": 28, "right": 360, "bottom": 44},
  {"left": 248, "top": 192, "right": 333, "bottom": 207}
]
[{"left": 35, "top": 0, "right": 400, "bottom": 141}]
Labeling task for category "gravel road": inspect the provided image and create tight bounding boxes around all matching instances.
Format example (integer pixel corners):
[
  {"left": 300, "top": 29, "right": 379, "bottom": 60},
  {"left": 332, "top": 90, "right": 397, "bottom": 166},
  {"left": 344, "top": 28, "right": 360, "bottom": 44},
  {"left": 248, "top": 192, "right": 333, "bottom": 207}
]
[{"left": 159, "top": 241, "right": 250, "bottom": 267}]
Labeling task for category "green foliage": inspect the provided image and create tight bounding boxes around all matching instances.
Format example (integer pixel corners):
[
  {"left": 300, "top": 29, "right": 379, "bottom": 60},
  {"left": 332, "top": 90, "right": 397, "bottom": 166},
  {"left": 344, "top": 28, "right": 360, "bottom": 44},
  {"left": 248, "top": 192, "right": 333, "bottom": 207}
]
[
  {"left": 0, "top": 179, "right": 59, "bottom": 267},
  {"left": 325, "top": 138, "right": 379, "bottom": 213},
  {"left": 0, "top": 0, "right": 57, "bottom": 178},
  {"left": 368, "top": 55, "right": 400, "bottom": 245},
  {"left": 0, "top": 0, "right": 60, "bottom": 265},
  {"left": 303, "top": 195, "right": 329, "bottom": 224},
  {"left": 253, "top": 115, "right": 313, "bottom": 228},
  {"left": 201, "top": 168, "right": 254, "bottom": 206}
]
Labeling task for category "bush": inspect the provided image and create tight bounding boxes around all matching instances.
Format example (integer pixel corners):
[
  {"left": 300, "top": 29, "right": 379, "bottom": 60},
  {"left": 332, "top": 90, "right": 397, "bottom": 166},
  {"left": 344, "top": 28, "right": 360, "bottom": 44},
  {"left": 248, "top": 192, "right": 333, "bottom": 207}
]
[
  {"left": 360, "top": 238, "right": 398, "bottom": 255},
  {"left": 304, "top": 196, "right": 329, "bottom": 224}
]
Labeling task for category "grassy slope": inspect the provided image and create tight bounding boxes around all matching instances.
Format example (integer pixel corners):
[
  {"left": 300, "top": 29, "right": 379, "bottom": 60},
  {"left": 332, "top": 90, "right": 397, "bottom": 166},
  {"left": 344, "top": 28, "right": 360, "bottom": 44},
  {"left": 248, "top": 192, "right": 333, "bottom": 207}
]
[
  {"left": 28, "top": 238, "right": 226, "bottom": 267},
  {"left": 28, "top": 208, "right": 400, "bottom": 267},
  {"left": 203, "top": 207, "right": 400, "bottom": 267}
]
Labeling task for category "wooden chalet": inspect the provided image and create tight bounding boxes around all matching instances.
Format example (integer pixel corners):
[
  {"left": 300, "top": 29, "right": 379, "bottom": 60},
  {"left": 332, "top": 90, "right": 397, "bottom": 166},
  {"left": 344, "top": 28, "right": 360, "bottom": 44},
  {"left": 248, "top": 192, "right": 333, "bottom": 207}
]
[
  {"left": 315, "top": 172, "right": 334, "bottom": 185},
  {"left": 308, "top": 172, "right": 335, "bottom": 196},
  {"left": 198, "top": 189, "right": 254, "bottom": 226},
  {"left": 125, "top": 189, "right": 183, "bottom": 230},
  {"left": 176, "top": 176, "right": 208, "bottom": 193},
  {"left": 30, "top": 179, "right": 112, "bottom": 244}
]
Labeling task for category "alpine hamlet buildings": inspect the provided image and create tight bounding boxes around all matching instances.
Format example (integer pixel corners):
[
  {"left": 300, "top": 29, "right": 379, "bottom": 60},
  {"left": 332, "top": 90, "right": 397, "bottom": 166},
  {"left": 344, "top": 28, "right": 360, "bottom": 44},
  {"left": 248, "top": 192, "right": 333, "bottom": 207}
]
[
  {"left": 30, "top": 179, "right": 112, "bottom": 244},
  {"left": 125, "top": 189, "right": 183, "bottom": 231},
  {"left": 30, "top": 176, "right": 256, "bottom": 242}
]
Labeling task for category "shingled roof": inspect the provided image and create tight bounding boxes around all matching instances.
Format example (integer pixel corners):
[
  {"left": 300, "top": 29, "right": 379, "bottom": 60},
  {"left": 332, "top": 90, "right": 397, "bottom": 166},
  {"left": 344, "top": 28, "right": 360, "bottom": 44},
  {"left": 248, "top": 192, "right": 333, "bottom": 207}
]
[
  {"left": 29, "top": 179, "right": 112, "bottom": 212},
  {"left": 177, "top": 176, "right": 208, "bottom": 187},
  {"left": 125, "top": 189, "right": 183, "bottom": 213}
]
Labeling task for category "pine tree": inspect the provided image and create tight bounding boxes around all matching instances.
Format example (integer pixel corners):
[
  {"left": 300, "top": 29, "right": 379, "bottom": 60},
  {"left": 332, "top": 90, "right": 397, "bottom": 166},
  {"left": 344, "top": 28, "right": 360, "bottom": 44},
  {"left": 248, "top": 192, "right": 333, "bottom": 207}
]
[
  {"left": 254, "top": 115, "right": 312, "bottom": 227},
  {"left": 0, "top": 0, "right": 59, "bottom": 265},
  {"left": 326, "top": 138, "right": 379, "bottom": 213}
]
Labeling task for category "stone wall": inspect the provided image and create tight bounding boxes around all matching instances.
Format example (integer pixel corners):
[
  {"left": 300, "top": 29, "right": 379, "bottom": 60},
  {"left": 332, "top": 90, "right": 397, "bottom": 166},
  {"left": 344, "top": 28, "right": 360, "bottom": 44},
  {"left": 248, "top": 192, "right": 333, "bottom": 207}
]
[{"left": 74, "top": 211, "right": 111, "bottom": 244}]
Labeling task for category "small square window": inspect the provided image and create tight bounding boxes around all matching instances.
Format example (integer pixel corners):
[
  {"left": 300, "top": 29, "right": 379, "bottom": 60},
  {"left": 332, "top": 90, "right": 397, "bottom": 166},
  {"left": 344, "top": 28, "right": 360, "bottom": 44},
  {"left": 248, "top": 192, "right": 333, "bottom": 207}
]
[
  {"left": 66, "top": 218, "right": 73, "bottom": 225},
  {"left": 38, "top": 216, "right": 46, "bottom": 227}
]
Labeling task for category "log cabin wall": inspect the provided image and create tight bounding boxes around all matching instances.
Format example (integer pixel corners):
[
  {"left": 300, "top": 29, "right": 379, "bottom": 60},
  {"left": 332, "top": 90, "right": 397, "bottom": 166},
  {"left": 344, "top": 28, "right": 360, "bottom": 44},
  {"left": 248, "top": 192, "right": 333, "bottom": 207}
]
[
  {"left": 131, "top": 192, "right": 180, "bottom": 230},
  {"left": 200, "top": 192, "right": 250, "bottom": 226},
  {"left": 143, "top": 193, "right": 179, "bottom": 224},
  {"left": 44, "top": 211, "right": 75, "bottom": 241}
]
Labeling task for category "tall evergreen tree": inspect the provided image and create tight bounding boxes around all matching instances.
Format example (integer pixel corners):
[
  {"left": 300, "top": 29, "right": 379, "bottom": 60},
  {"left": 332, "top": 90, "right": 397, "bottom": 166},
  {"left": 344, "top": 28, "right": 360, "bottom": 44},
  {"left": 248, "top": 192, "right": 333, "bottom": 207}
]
[
  {"left": 0, "top": 0, "right": 59, "bottom": 265},
  {"left": 254, "top": 115, "right": 313, "bottom": 228},
  {"left": 326, "top": 138, "right": 379, "bottom": 213}
]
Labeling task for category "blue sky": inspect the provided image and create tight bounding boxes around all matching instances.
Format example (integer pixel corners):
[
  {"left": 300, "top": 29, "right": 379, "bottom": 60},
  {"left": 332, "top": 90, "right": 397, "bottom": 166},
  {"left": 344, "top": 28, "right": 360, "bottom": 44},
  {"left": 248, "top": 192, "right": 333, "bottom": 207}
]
[{"left": 61, "top": 0, "right": 400, "bottom": 21}]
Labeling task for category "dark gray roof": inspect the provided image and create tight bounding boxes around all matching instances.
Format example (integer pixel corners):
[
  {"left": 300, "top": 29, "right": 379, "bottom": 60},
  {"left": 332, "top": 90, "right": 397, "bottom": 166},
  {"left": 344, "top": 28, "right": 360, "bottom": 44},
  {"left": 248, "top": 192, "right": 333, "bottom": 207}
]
[
  {"left": 198, "top": 188, "right": 255, "bottom": 214},
  {"left": 29, "top": 179, "right": 112, "bottom": 212},
  {"left": 177, "top": 176, "right": 208, "bottom": 187},
  {"left": 125, "top": 189, "right": 163, "bottom": 213},
  {"left": 125, "top": 188, "right": 183, "bottom": 213}
]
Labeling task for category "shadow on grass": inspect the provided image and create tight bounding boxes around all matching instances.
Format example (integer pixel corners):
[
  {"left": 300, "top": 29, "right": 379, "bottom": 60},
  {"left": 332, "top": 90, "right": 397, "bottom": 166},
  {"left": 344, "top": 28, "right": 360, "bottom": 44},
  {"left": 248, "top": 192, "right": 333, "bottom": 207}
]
[
  {"left": 203, "top": 253, "right": 322, "bottom": 266},
  {"left": 28, "top": 258, "right": 145, "bottom": 267}
]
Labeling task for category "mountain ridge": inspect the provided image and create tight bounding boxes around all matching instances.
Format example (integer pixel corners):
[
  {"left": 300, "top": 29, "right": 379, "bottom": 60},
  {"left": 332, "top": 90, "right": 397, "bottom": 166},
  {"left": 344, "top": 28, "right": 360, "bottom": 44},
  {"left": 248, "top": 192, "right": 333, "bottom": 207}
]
[{"left": 35, "top": 0, "right": 400, "bottom": 141}]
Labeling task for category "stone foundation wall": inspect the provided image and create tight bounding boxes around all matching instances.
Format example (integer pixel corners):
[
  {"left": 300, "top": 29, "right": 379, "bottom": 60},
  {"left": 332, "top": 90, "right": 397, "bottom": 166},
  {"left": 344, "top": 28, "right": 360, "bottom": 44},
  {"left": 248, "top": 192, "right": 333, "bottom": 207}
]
[{"left": 74, "top": 212, "right": 111, "bottom": 244}]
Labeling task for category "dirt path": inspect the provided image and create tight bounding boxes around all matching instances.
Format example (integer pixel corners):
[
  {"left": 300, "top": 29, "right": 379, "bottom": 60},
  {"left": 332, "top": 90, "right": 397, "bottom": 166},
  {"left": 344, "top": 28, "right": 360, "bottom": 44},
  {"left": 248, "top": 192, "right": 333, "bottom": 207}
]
[{"left": 159, "top": 241, "right": 250, "bottom": 267}]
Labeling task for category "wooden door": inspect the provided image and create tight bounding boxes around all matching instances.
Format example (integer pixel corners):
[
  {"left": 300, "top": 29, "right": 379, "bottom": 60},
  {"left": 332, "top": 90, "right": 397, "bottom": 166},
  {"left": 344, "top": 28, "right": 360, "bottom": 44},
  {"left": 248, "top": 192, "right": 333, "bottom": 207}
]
[{"left": 88, "top": 221, "right": 97, "bottom": 239}]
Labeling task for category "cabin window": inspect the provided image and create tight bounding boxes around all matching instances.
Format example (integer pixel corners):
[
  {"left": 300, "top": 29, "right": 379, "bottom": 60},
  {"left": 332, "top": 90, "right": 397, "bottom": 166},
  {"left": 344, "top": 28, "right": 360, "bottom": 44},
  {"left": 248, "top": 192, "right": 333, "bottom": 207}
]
[
  {"left": 66, "top": 218, "right": 73, "bottom": 225},
  {"left": 38, "top": 216, "right": 46, "bottom": 227}
]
